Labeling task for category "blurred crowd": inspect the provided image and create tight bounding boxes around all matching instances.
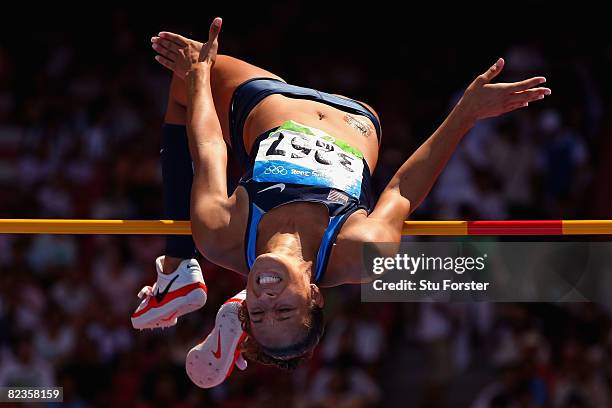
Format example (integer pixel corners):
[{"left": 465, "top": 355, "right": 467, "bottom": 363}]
[{"left": 1, "top": 7, "right": 612, "bottom": 408}]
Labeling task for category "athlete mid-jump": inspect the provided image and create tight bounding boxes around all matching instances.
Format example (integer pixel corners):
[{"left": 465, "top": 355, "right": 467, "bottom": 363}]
[{"left": 131, "top": 17, "right": 551, "bottom": 377}]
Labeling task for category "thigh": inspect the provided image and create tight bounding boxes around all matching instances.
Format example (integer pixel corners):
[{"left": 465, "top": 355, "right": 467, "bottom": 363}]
[
  {"left": 166, "top": 55, "right": 284, "bottom": 145},
  {"left": 210, "top": 56, "right": 284, "bottom": 145}
]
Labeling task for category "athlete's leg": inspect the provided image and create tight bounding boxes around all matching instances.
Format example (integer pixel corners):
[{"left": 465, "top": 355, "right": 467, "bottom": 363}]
[
  {"left": 162, "top": 75, "right": 193, "bottom": 273},
  {"left": 165, "top": 54, "right": 283, "bottom": 144}
]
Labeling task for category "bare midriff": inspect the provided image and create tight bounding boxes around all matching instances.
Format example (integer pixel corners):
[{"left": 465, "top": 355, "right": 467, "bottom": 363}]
[
  {"left": 208, "top": 57, "right": 379, "bottom": 171},
  {"left": 243, "top": 95, "right": 379, "bottom": 171}
]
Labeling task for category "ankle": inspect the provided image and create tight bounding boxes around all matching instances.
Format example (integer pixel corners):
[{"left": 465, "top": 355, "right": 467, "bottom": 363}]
[{"left": 161, "top": 256, "right": 185, "bottom": 274}]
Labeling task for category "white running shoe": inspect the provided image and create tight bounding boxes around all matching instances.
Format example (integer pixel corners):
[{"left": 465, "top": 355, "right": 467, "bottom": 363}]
[
  {"left": 131, "top": 256, "right": 207, "bottom": 330},
  {"left": 186, "top": 290, "right": 248, "bottom": 388}
]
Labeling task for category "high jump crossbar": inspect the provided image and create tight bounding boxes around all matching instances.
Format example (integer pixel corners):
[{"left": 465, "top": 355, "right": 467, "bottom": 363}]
[{"left": 0, "top": 219, "right": 611, "bottom": 236}]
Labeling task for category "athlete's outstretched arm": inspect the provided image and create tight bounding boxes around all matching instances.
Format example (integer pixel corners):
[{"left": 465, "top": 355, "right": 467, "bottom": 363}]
[
  {"left": 178, "top": 18, "right": 232, "bottom": 253},
  {"left": 333, "top": 59, "right": 552, "bottom": 285},
  {"left": 369, "top": 58, "right": 551, "bottom": 230}
]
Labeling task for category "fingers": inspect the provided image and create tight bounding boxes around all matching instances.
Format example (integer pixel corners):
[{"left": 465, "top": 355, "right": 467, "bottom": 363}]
[
  {"left": 152, "top": 37, "right": 183, "bottom": 53},
  {"left": 503, "top": 98, "right": 535, "bottom": 114},
  {"left": 478, "top": 58, "right": 505, "bottom": 84},
  {"left": 200, "top": 17, "right": 222, "bottom": 63},
  {"left": 158, "top": 32, "right": 188, "bottom": 47},
  {"left": 154, "top": 55, "right": 175, "bottom": 72},
  {"left": 209, "top": 17, "right": 222, "bottom": 42},
  {"left": 504, "top": 76, "right": 547, "bottom": 93},
  {"left": 151, "top": 40, "right": 178, "bottom": 62},
  {"left": 507, "top": 87, "right": 552, "bottom": 104},
  {"left": 499, "top": 87, "right": 550, "bottom": 116},
  {"left": 505, "top": 101, "right": 531, "bottom": 114}
]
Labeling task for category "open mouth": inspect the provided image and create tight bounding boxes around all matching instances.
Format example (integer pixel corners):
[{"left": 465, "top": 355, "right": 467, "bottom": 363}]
[{"left": 256, "top": 273, "right": 282, "bottom": 285}]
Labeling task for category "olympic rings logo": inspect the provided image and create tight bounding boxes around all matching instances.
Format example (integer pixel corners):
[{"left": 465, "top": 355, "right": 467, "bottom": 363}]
[{"left": 264, "top": 165, "right": 288, "bottom": 175}]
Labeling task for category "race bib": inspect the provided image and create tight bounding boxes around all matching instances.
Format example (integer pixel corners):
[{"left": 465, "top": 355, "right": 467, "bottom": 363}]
[{"left": 253, "top": 121, "right": 364, "bottom": 199}]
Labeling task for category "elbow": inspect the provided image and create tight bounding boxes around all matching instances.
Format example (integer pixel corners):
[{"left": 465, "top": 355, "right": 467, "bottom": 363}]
[
  {"left": 379, "top": 187, "right": 412, "bottom": 220},
  {"left": 191, "top": 221, "right": 229, "bottom": 261},
  {"left": 406, "top": 197, "right": 420, "bottom": 216},
  {"left": 190, "top": 200, "right": 232, "bottom": 255}
]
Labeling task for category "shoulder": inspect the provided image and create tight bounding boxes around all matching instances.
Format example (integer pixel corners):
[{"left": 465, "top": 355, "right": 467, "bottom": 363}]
[
  {"left": 319, "top": 210, "right": 400, "bottom": 287},
  {"left": 339, "top": 210, "right": 402, "bottom": 244}
]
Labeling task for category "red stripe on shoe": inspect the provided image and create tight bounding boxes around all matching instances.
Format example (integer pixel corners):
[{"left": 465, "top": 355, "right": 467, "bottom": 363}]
[
  {"left": 131, "top": 282, "right": 207, "bottom": 318},
  {"left": 225, "top": 332, "right": 248, "bottom": 379},
  {"left": 161, "top": 311, "right": 179, "bottom": 322},
  {"left": 224, "top": 297, "right": 245, "bottom": 304},
  {"left": 212, "top": 331, "right": 222, "bottom": 359}
]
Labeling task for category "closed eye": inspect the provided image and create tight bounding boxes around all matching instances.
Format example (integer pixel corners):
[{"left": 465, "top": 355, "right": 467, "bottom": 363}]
[
  {"left": 276, "top": 308, "right": 295, "bottom": 320},
  {"left": 251, "top": 310, "right": 264, "bottom": 324},
  {"left": 250, "top": 308, "right": 295, "bottom": 324}
]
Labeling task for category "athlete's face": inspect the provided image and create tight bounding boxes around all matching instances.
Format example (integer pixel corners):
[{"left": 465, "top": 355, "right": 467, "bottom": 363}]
[{"left": 246, "top": 252, "right": 323, "bottom": 348}]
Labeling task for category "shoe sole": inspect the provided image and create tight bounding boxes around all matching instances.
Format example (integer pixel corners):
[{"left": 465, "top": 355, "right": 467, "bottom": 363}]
[
  {"left": 185, "top": 301, "right": 246, "bottom": 388},
  {"left": 131, "top": 287, "right": 207, "bottom": 330}
]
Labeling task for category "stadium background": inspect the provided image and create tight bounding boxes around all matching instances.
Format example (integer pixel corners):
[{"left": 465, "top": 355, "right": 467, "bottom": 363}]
[{"left": 1, "top": 5, "right": 611, "bottom": 407}]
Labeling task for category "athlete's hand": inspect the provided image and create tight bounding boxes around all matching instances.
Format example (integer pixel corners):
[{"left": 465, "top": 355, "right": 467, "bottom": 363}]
[
  {"left": 458, "top": 58, "right": 551, "bottom": 122},
  {"left": 151, "top": 17, "right": 222, "bottom": 78},
  {"left": 151, "top": 32, "right": 202, "bottom": 79}
]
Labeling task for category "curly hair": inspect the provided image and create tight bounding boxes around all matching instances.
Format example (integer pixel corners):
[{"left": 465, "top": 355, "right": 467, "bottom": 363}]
[{"left": 237, "top": 299, "right": 324, "bottom": 371}]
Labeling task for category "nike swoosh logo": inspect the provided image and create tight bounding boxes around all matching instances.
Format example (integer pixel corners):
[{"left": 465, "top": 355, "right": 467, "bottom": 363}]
[
  {"left": 212, "top": 330, "right": 222, "bottom": 359},
  {"left": 161, "top": 311, "right": 178, "bottom": 322},
  {"left": 258, "top": 183, "right": 285, "bottom": 194},
  {"left": 154, "top": 275, "right": 179, "bottom": 304}
]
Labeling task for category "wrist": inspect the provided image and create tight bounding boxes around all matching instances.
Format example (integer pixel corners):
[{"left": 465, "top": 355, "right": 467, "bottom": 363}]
[
  {"left": 187, "top": 62, "right": 212, "bottom": 77},
  {"left": 452, "top": 97, "right": 478, "bottom": 130},
  {"left": 185, "top": 64, "right": 211, "bottom": 94}
]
